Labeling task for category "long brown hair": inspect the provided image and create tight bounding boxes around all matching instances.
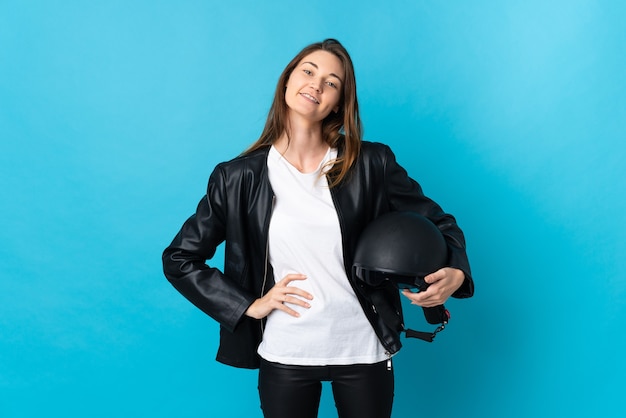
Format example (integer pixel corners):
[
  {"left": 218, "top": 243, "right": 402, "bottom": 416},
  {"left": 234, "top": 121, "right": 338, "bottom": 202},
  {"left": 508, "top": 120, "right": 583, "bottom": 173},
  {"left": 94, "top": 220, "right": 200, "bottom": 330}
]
[{"left": 244, "top": 39, "right": 362, "bottom": 187}]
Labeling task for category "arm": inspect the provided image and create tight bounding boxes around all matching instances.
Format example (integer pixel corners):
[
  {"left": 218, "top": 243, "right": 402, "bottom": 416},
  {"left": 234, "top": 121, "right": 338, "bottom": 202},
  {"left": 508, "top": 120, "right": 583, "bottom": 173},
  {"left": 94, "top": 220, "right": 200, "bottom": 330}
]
[
  {"left": 161, "top": 166, "right": 257, "bottom": 332},
  {"left": 381, "top": 144, "right": 474, "bottom": 300}
]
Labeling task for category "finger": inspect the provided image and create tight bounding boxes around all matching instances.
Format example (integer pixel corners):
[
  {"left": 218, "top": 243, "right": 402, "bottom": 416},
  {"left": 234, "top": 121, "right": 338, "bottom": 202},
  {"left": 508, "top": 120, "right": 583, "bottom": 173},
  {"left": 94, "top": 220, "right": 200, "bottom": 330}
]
[
  {"left": 279, "top": 274, "right": 308, "bottom": 288},
  {"left": 424, "top": 268, "right": 445, "bottom": 284},
  {"left": 274, "top": 293, "right": 307, "bottom": 317},
  {"left": 402, "top": 288, "right": 441, "bottom": 307},
  {"left": 401, "top": 288, "right": 426, "bottom": 303},
  {"left": 284, "top": 286, "right": 314, "bottom": 301},
  {"left": 277, "top": 303, "right": 302, "bottom": 317},
  {"left": 283, "top": 294, "right": 311, "bottom": 309}
]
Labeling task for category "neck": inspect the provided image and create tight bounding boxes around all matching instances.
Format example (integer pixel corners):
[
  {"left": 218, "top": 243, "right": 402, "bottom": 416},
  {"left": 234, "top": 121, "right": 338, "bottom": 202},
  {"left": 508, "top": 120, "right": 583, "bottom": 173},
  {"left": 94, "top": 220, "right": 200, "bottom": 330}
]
[{"left": 275, "top": 123, "right": 329, "bottom": 173}]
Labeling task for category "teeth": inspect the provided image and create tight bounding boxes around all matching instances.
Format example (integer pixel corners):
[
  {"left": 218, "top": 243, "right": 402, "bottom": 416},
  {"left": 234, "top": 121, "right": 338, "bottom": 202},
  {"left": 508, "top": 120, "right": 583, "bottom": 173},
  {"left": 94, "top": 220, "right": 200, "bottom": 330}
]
[{"left": 302, "top": 93, "right": 319, "bottom": 103}]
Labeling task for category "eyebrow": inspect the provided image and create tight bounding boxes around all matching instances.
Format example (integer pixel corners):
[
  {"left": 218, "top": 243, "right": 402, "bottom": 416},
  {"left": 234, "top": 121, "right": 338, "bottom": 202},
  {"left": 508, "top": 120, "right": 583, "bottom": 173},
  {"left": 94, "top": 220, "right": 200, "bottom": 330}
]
[{"left": 301, "top": 61, "right": 344, "bottom": 83}]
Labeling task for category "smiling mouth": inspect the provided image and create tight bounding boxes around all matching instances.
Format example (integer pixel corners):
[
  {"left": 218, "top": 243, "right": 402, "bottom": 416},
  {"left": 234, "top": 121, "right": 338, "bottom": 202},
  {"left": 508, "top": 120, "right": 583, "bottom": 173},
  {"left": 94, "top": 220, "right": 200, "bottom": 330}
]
[{"left": 300, "top": 93, "right": 319, "bottom": 104}]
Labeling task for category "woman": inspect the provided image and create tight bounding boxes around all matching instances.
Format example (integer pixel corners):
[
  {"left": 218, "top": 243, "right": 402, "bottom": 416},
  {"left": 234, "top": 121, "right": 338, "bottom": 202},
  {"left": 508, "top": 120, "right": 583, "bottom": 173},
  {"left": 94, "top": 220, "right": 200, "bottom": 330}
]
[{"left": 162, "top": 38, "right": 473, "bottom": 418}]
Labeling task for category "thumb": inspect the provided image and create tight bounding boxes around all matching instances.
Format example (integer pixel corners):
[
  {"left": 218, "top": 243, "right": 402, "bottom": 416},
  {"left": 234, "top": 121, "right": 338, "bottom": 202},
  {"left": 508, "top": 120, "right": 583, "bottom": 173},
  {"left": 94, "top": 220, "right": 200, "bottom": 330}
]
[{"left": 424, "top": 268, "right": 444, "bottom": 284}]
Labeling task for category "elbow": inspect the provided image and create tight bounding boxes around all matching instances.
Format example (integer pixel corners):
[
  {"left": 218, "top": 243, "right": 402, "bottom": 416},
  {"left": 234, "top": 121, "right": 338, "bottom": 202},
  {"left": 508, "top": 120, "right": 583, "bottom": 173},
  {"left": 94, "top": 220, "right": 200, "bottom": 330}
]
[{"left": 162, "top": 247, "right": 183, "bottom": 282}]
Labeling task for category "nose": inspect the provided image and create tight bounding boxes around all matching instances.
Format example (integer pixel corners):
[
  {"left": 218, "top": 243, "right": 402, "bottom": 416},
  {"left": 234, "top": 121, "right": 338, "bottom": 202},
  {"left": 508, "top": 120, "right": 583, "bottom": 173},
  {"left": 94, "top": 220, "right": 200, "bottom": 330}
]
[{"left": 310, "top": 79, "right": 321, "bottom": 92}]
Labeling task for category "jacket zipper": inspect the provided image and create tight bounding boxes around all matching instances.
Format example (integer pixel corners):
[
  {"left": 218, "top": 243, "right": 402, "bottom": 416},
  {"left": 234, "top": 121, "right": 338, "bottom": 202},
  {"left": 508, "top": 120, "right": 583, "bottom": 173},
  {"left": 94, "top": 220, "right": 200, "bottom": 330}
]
[
  {"left": 259, "top": 194, "right": 276, "bottom": 335},
  {"left": 328, "top": 184, "right": 396, "bottom": 355}
]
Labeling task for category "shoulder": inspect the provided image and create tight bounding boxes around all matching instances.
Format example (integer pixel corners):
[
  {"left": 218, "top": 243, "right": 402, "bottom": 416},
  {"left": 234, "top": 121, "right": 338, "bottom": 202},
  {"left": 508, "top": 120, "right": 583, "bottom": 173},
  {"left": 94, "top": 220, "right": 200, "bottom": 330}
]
[
  {"left": 205, "top": 147, "right": 270, "bottom": 193},
  {"left": 357, "top": 140, "right": 395, "bottom": 165},
  {"left": 360, "top": 140, "right": 392, "bottom": 155},
  {"left": 212, "top": 146, "right": 270, "bottom": 177}
]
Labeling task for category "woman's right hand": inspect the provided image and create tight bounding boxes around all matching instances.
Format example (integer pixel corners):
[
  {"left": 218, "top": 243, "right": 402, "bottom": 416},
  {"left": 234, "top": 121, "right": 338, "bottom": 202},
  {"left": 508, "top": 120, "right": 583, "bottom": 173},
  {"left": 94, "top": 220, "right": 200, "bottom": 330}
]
[{"left": 245, "top": 273, "right": 313, "bottom": 319}]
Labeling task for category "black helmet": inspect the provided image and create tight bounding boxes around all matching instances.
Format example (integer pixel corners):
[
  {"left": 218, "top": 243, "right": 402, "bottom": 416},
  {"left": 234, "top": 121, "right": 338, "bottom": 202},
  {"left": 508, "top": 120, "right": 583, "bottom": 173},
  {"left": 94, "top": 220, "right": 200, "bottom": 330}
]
[
  {"left": 353, "top": 211, "right": 448, "bottom": 289},
  {"left": 352, "top": 211, "right": 451, "bottom": 342}
]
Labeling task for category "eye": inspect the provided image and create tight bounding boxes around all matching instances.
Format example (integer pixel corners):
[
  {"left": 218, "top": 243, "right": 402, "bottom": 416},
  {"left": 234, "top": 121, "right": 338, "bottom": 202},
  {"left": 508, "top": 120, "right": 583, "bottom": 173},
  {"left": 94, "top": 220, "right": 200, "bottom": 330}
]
[
  {"left": 303, "top": 69, "right": 313, "bottom": 75},
  {"left": 326, "top": 81, "right": 338, "bottom": 89}
]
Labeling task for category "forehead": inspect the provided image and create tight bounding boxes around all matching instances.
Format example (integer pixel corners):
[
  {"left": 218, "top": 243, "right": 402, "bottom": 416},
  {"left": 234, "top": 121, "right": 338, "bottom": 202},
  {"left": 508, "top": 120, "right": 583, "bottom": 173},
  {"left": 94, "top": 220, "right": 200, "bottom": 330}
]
[{"left": 298, "top": 50, "right": 345, "bottom": 78}]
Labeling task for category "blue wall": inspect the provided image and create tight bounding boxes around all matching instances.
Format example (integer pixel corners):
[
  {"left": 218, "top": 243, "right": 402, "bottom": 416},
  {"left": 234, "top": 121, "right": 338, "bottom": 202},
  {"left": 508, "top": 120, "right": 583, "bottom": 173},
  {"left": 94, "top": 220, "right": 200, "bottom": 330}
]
[{"left": 1, "top": 1, "right": 625, "bottom": 417}]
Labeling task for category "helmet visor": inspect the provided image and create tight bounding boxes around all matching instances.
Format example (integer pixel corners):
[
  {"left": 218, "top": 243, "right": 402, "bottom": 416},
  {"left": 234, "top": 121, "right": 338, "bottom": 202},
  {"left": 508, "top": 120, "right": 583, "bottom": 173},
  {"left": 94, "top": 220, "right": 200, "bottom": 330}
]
[{"left": 354, "top": 266, "right": 424, "bottom": 289}]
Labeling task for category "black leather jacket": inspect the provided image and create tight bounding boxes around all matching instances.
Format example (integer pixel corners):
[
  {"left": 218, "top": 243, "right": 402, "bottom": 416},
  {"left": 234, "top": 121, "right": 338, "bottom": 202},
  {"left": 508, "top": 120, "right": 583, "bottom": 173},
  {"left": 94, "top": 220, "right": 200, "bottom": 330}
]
[{"left": 162, "top": 141, "right": 473, "bottom": 369}]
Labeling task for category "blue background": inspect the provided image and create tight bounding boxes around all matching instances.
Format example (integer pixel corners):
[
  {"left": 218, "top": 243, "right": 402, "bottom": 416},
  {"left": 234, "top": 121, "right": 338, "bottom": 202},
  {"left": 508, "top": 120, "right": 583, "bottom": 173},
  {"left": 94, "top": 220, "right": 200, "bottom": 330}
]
[{"left": 1, "top": 1, "right": 625, "bottom": 417}]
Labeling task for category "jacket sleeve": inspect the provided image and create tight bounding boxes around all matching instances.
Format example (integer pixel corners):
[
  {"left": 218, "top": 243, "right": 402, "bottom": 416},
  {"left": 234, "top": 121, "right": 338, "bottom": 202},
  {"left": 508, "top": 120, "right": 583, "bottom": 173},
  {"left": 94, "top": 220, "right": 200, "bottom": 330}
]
[
  {"left": 162, "top": 165, "right": 258, "bottom": 331},
  {"left": 381, "top": 144, "right": 474, "bottom": 298}
]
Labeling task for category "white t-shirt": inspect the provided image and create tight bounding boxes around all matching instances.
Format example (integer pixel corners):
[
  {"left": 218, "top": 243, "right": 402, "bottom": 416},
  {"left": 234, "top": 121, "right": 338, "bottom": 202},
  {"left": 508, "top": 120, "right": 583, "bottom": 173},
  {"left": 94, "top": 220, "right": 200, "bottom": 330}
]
[{"left": 257, "top": 145, "right": 388, "bottom": 366}]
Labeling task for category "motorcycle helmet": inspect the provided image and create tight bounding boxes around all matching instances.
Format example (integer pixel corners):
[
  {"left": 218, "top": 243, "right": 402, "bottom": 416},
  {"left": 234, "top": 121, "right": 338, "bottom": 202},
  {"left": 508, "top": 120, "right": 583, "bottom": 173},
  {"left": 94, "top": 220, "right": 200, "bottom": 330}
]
[
  {"left": 352, "top": 211, "right": 451, "bottom": 341},
  {"left": 353, "top": 211, "right": 448, "bottom": 289}
]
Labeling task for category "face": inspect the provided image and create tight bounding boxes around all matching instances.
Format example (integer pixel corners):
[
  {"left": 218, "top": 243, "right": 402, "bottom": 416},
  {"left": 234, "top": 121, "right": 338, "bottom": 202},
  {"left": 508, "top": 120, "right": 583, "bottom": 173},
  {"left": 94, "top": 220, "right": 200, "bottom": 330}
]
[{"left": 284, "top": 50, "right": 345, "bottom": 124}]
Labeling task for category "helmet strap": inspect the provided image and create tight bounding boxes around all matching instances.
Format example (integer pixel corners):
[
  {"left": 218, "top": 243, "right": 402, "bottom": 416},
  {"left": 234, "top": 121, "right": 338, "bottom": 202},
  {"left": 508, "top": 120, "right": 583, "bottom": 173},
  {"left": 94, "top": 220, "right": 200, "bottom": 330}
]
[{"left": 405, "top": 322, "right": 447, "bottom": 342}]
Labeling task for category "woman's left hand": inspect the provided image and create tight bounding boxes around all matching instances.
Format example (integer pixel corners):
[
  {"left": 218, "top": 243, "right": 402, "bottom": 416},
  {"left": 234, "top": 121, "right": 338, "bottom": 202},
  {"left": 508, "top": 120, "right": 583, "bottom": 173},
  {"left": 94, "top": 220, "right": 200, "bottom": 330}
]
[{"left": 401, "top": 267, "right": 465, "bottom": 308}]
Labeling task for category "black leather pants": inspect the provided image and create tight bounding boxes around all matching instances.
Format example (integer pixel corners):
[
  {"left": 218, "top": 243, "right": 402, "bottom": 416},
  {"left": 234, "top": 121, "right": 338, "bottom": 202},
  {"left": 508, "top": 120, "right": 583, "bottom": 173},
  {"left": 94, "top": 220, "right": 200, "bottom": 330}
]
[{"left": 258, "top": 358, "right": 394, "bottom": 418}]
